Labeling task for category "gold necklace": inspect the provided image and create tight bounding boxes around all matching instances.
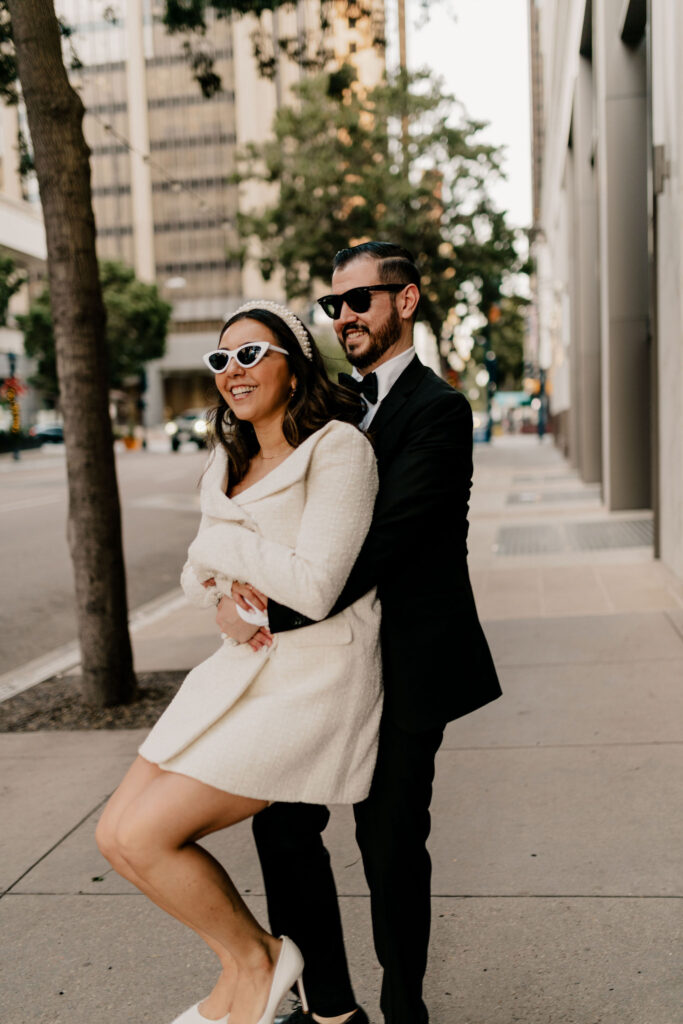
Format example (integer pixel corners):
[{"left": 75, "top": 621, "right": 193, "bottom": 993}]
[{"left": 259, "top": 445, "right": 292, "bottom": 461}]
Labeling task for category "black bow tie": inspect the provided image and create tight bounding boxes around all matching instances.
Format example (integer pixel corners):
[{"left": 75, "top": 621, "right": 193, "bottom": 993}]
[{"left": 338, "top": 371, "right": 379, "bottom": 405}]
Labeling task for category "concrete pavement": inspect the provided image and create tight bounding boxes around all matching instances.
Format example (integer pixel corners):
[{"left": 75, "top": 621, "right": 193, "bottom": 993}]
[{"left": 1, "top": 435, "right": 682, "bottom": 1024}]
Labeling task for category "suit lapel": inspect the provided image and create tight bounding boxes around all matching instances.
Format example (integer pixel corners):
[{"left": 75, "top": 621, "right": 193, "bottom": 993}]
[{"left": 368, "top": 356, "right": 428, "bottom": 451}]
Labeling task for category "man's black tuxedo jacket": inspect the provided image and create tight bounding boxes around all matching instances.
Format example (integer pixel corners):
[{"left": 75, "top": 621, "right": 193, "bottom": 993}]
[{"left": 269, "top": 356, "right": 502, "bottom": 733}]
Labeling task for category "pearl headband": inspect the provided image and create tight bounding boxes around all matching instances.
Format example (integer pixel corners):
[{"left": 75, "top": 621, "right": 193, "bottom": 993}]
[{"left": 232, "top": 300, "right": 313, "bottom": 361}]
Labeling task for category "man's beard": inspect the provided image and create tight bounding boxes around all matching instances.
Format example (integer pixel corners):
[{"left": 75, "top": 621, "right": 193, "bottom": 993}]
[{"left": 341, "top": 302, "right": 402, "bottom": 369}]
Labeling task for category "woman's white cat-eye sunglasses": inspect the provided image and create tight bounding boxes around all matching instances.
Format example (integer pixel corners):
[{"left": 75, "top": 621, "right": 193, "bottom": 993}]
[{"left": 202, "top": 341, "right": 289, "bottom": 374}]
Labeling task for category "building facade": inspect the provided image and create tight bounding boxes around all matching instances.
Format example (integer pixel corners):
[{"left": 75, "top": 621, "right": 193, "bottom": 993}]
[
  {"left": 0, "top": 103, "right": 47, "bottom": 429},
  {"left": 529, "top": 0, "right": 683, "bottom": 581},
  {"left": 53, "top": 0, "right": 386, "bottom": 423}
]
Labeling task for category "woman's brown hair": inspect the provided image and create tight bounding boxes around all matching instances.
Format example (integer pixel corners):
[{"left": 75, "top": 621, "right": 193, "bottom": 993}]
[{"left": 206, "top": 308, "right": 364, "bottom": 487}]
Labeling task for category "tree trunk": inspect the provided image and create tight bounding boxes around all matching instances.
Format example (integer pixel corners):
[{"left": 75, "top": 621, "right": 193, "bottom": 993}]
[{"left": 8, "top": 0, "right": 136, "bottom": 705}]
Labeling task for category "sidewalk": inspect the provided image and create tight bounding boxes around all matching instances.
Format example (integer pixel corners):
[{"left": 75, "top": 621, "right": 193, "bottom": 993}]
[{"left": 2, "top": 436, "right": 682, "bottom": 1024}]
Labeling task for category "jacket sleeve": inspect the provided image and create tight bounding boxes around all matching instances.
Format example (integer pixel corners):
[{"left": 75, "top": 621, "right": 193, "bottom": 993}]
[
  {"left": 180, "top": 515, "right": 234, "bottom": 608},
  {"left": 186, "top": 427, "right": 378, "bottom": 621},
  {"left": 268, "top": 391, "right": 473, "bottom": 631}
]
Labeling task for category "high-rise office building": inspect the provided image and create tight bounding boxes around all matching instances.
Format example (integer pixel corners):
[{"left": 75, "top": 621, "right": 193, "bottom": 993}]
[{"left": 53, "top": 0, "right": 386, "bottom": 422}]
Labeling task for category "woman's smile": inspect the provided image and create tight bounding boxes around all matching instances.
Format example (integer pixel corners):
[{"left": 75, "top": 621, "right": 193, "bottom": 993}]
[{"left": 227, "top": 383, "right": 258, "bottom": 402}]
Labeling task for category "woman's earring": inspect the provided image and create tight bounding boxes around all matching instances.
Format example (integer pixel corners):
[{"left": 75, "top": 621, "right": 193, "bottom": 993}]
[{"left": 289, "top": 384, "right": 297, "bottom": 399}]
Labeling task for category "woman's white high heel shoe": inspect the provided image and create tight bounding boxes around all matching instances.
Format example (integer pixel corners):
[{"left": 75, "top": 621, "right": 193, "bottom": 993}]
[
  {"left": 256, "top": 936, "right": 308, "bottom": 1024},
  {"left": 170, "top": 1002, "right": 230, "bottom": 1024}
]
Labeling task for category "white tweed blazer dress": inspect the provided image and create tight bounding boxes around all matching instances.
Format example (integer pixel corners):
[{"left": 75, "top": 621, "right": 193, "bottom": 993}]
[{"left": 138, "top": 420, "right": 383, "bottom": 804}]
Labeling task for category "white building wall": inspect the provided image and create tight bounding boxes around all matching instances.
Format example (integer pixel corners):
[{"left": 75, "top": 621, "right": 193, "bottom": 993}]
[
  {"left": 594, "top": 0, "right": 650, "bottom": 510},
  {"left": 651, "top": 0, "right": 683, "bottom": 577},
  {"left": 532, "top": 0, "right": 683, "bottom": 580}
]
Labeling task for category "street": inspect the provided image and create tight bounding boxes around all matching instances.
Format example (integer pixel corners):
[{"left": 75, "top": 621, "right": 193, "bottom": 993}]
[{"left": 0, "top": 444, "right": 205, "bottom": 675}]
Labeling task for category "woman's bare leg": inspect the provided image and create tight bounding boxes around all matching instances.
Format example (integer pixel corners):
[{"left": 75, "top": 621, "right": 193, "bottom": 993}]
[
  {"left": 99, "top": 758, "right": 282, "bottom": 1023},
  {"left": 97, "top": 757, "right": 240, "bottom": 1018}
]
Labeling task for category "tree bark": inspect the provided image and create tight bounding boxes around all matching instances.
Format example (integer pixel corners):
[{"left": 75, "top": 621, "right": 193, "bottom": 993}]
[{"left": 8, "top": 0, "right": 136, "bottom": 705}]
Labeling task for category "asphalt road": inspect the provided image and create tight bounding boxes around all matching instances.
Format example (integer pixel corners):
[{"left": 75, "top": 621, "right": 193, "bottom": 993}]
[{"left": 0, "top": 442, "right": 206, "bottom": 676}]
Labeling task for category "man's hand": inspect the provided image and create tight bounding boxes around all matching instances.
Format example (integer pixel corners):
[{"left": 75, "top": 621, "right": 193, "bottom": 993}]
[{"left": 215, "top": 596, "right": 260, "bottom": 644}]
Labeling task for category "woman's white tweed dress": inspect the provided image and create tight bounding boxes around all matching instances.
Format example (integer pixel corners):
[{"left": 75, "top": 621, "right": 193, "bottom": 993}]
[{"left": 138, "top": 420, "right": 383, "bottom": 804}]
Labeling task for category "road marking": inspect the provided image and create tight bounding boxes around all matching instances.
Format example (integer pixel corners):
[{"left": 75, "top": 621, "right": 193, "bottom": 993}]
[
  {"left": 0, "top": 587, "right": 189, "bottom": 704},
  {"left": 0, "top": 495, "right": 64, "bottom": 514}
]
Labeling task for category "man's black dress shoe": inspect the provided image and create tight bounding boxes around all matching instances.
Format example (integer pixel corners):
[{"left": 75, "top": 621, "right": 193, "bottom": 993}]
[{"left": 274, "top": 1005, "right": 369, "bottom": 1024}]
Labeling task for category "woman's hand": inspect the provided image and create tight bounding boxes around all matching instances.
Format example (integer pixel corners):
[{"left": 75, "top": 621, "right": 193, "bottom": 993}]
[
  {"left": 231, "top": 580, "right": 268, "bottom": 613},
  {"left": 247, "top": 627, "right": 273, "bottom": 652},
  {"left": 215, "top": 596, "right": 260, "bottom": 644},
  {"left": 201, "top": 577, "right": 217, "bottom": 589}
]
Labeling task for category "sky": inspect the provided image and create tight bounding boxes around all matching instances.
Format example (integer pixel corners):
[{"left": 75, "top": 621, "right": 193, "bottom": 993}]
[{"left": 386, "top": 0, "right": 532, "bottom": 230}]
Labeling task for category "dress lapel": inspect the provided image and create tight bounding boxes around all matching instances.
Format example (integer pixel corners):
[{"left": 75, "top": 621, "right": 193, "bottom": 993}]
[
  {"left": 200, "top": 449, "right": 254, "bottom": 523},
  {"left": 200, "top": 420, "right": 341, "bottom": 520}
]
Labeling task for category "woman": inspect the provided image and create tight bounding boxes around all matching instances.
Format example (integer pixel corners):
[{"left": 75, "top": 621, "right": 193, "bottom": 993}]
[{"left": 96, "top": 301, "right": 382, "bottom": 1024}]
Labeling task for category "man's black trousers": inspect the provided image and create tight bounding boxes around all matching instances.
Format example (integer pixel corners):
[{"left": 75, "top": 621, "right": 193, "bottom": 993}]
[{"left": 252, "top": 718, "right": 445, "bottom": 1024}]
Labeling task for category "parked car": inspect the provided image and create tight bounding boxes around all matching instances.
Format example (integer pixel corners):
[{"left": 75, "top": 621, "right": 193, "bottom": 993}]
[
  {"left": 29, "top": 423, "right": 64, "bottom": 444},
  {"left": 165, "top": 408, "right": 211, "bottom": 451}
]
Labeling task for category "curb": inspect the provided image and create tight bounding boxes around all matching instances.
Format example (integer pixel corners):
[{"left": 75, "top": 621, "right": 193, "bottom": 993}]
[{"left": 0, "top": 587, "right": 188, "bottom": 704}]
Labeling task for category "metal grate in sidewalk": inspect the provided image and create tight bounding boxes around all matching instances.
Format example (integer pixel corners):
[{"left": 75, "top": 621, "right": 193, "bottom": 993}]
[
  {"left": 495, "top": 524, "right": 565, "bottom": 555},
  {"left": 566, "top": 518, "right": 653, "bottom": 551},
  {"left": 507, "top": 488, "right": 601, "bottom": 506},
  {"left": 495, "top": 518, "right": 654, "bottom": 556},
  {"left": 511, "top": 473, "right": 580, "bottom": 485}
]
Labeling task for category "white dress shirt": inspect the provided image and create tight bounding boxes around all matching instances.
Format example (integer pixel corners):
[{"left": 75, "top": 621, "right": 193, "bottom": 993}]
[{"left": 353, "top": 346, "right": 416, "bottom": 431}]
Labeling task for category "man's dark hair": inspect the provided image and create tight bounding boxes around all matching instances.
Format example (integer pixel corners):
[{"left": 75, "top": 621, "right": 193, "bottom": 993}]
[{"left": 332, "top": 241, "right": 421, "bottom": 291}]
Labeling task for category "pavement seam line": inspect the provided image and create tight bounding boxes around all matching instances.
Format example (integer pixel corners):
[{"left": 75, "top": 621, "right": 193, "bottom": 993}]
[
  {"left": 495, "top": 655, "right": 683, "bottom": 668},
  {"left": 438, "top": 740, "right": 683, "bottom": 751},
  {"left": 4, "top": 891, "right": 683, "bottom": 900},
  {"left": 592, "top": 565, "right": 616, "bottom": 613},
  {"left": 0, "top": 794, "right": 110, "bottom": 900},
  {"left": 664, "top": 609, "right": 683, "bottom": 645}
]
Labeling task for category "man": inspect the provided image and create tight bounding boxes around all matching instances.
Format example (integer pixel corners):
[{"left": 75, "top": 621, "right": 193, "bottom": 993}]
[{"left": 218, "top": 242, "right": 501, "bottom": 1024}]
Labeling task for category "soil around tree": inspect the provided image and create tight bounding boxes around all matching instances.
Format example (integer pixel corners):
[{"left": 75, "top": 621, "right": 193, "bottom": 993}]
[{"left": 0, "top": 671, "right": 184, "bottom": 732}]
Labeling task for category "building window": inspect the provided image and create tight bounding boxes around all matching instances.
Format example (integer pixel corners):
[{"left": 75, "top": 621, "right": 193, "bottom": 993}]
[
  {"left": 152, "top": 176, "right": 232, "bottom": 193},
  {"left": 150, "top": 133, "right": 236, "bottom": 151},
  {"left": 92, "top": 184, "right": 131, "bottom": 197},
  {"left": 97, "top": 224, "right": 133, "bottom": 237},
  {"left": 157, "top": 259, "right": 238, "bottom": 274},
  {"left": 148, "top": 92, "right": 235, "bottom": 109},
  {"left": 154, "top": 219, "right": 233, "bottom": 233}
]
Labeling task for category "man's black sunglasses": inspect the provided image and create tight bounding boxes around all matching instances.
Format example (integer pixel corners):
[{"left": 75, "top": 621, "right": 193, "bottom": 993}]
[{"left": 317, "top": 284, "right": 406, "bottom": 320}]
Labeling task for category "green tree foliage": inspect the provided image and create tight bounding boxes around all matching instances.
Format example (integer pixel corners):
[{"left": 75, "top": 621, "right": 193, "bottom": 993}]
[
  {"left": 234, "top": 66, "right": 527, "bottom": 366},
  {"left": 162, "top": 1, "right": 385, "bottom": 92},
  {"left": 471, "top": 293, "right": 529, "bottom": 391},
  {"left": 0, "top": 1, "right": 17, "bottom": 103},
  {"left": 18, "top": 290, "right": 58, "bottom": 403},
  {"left": 20, "top": 261, "right": 171, "bottom": 402},
  {"left": 0, "top": 254, "right": 25, "bottom": 326}
]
